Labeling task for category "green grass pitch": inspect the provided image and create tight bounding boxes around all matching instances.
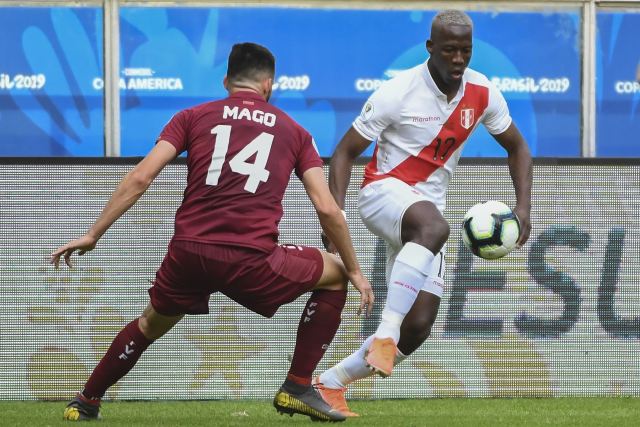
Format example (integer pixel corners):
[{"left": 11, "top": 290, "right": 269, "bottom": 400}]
[{"left": 2, "top": 398, "right": 639, "bottom": 426}]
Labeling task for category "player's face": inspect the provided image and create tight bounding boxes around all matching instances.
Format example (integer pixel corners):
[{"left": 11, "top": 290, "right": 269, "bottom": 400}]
[{"left": 427, "top": 24, "right": 473, "bottom": 86}]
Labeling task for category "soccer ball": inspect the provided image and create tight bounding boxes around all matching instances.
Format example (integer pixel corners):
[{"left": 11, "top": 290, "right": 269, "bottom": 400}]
[{"left": 461, "top": 201, "right": 520, "bottom": 260}]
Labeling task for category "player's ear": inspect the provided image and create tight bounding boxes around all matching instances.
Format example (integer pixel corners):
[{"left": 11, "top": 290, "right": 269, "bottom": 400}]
[
  {"left": 426, "top": 40, "right": 434, "bottom": 54},
  {"left": 223, "top": 75, "right": 229, "bottom": 90},
  {"left": 264, "top": 77, "right": 273, "bottom": 90},
  {"left": 262, "top": 77, "right": 273, "bottom": 99}
]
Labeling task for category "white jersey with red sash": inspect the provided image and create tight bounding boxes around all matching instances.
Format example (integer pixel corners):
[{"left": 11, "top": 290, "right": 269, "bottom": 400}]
[{"left": 353, "top": 61, "right": 512, "bottom": 213}]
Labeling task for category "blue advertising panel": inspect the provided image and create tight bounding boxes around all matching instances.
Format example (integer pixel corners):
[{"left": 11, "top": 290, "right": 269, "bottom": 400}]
[
  {"left": 118, "top": 7, "right": 580, "bottom": 158},
  {"left": 0, "top": 7, "right": 580, "bottom": 157},
  {"left": 0, "top": 7, "right": 104, "bottom": 156},
  {"left": 596, "top": 12, "right": 640, "bottom": 157}
]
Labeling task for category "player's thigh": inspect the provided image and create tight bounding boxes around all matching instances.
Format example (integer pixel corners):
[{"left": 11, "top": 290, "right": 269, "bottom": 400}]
[
  {"left": 359, "top": 177, "right": 431, "bottom": 248},
  {"left": 148, "top": 240, "right": 214, "bottom": 316},
  {"left": 311, "top": 250, "right": 348, "bottom": 292},
  {"left": 222, "top": 244, "right": 327, "bottom": 318}
]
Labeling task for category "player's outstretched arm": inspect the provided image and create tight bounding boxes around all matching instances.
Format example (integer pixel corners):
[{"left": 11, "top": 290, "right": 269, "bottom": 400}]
[
  {"left": 50, "top": 141, "right": 178, "bottom": 268},
  {"left": 302, "top": 166, "right": 374, "bottom": 316},
  {"left": 493, "top": 123, "right": 533, "bottom": 247}
]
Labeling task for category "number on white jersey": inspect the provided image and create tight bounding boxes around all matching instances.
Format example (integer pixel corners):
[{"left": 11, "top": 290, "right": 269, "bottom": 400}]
[{"left": 206, "top": 124, "right": 273, "bottom": 193}]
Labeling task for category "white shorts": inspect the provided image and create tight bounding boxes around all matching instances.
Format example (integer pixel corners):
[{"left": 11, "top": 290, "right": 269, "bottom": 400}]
[{"left": 359, "top": 177, "right": 446, "bottom": 297}]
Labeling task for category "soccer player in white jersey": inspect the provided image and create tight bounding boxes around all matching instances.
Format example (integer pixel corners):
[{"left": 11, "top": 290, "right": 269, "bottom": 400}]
[{"left": 316, "top": 10, "right": 533, "bottom": 416}]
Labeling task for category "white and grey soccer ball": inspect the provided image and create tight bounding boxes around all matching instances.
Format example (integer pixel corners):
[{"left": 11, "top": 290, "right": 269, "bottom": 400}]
[{"left": 461, "top": 201, "right": 520, "bottom": 260}]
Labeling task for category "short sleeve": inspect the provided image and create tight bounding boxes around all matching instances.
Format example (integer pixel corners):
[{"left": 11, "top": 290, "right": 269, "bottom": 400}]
[
  {"left": 157, "top": 109, "right": 191, "bottom": 154},
  {"left": 294, "top": 133, "right": 324, "bottom": 179},
  {"left": 482, "top": 82, "right": 512, "bottom": 135},
  {"left": 352, "top": 84, "right": 398, "bottom": 141}
]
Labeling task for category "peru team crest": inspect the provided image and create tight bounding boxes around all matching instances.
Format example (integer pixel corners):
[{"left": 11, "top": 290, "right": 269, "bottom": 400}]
[{"left": 460, "top": 108, "right": 475, "bottom": 129}]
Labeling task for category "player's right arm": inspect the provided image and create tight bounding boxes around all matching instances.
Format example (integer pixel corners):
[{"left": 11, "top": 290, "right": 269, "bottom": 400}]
[
  {"left": 328, "top": 127, "right": 373, "bottom": 209},
  {"left": 325, "top": 83, "right": 396, "bottom": 253},
  {"left": 302, "top": 166, "right": 373, "bottom": 316},
  {"left": 320, "top": 128, "right": 372, "bottom": 253},
  {"left": 50, "top": 140, "right": 178, "bottom": 268}
]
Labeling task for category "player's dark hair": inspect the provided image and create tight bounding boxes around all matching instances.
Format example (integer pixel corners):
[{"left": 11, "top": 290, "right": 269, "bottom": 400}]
[{"left": 226, "top": 42, "right": 275, "bottom": 85}]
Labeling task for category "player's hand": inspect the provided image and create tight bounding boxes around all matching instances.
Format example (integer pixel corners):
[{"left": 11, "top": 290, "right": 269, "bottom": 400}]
[
  {"left": 321, "top": 231, "right": 338, "bottom": 254},
  {"left": 513, "top": 205, "right": 531, "bottom": 248},
  {"left": 50, "top": 234, "right": 98, "bottom": 269},
  {"left": 348, "top": 271, "right": 374, "bottom": 317}
]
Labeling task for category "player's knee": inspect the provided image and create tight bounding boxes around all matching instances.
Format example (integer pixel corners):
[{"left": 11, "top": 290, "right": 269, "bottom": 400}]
[
  {"left": 315, "top": 252, "right": 349, "bottom": 292},
  {"left": 137, "top": 316, "right": 153, "bottom": 339},
  {"left": 414, "top": 219, "right": 450, "bottom": 250},
  {"left": 311, "top": 288, "right": 347, "bottom": 311},
  {"left": 138, "top": 315, "right": 168, "bottom": 340},
  {"left": 321, "top": 277, "right": 348, "bottom": 292}
]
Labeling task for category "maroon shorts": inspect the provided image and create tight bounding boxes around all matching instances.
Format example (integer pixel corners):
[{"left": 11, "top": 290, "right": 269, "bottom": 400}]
[{"left": 148, "top": 239, "right": 324, "bottom": 318}]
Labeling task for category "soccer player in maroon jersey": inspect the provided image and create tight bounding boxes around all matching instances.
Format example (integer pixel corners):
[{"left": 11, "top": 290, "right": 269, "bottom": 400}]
[{"left": 50, "top": 42, "right": 373, "bottom": 423}]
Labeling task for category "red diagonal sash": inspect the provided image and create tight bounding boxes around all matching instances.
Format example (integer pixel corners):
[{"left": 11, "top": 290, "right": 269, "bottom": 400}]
[{"left": 363, "top": 82, "right": 489, "bottom": 187}]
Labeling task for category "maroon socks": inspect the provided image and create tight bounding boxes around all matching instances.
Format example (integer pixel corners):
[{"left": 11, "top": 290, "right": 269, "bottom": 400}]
[
  {"left": 287, "top": 289, "right": 347, "bottom": 386},
  {"left": 82, "top": 319, "right": 154, "bottom": 400}
]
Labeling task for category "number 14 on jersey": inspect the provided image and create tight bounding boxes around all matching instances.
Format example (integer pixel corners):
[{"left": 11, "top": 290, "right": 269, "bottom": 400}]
[{"left": 206, "top": 124, "right": 273, "bottom": 193}]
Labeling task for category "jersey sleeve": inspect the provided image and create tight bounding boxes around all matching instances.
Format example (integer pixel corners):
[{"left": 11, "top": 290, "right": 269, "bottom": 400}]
[
  {"left": 294, "top": 133, "right": 324, "bottom": 179},
  {"left": 482, "top": 82, "right": 512, "bottom": 135},
  {"left": 157, "top": 109, "right": 191, "bottom": 154},
  {"left": 352, "top": 84, "right": 398, "bottom": 141}
]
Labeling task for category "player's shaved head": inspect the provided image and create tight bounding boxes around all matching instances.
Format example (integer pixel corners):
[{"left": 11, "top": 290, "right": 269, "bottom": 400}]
[
  {"left": 430, "top": 10, "right": 473, "bottom": 40},
  {"left": 426, "top": 10, "right": 474, "bottom": 96}
]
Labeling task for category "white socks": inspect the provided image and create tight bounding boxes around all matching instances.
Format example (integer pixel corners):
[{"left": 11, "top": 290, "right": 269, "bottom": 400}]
[
  {"left": 374, "top": 242, "right": 434, "bottom": 343},
  {"left": 319, "top": 335, "right": 408, "bottom": 388},
  {"left": 318, "top": 242, "right": 434, "bottom": 390}
]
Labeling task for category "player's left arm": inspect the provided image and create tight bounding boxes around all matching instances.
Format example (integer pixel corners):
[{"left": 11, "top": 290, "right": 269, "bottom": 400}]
[
  {"left": 492, "top": 123, "right": 533, "bottom": 247},
  {"left": 50, "top": 140, "right": 178, "bottom": 268}
]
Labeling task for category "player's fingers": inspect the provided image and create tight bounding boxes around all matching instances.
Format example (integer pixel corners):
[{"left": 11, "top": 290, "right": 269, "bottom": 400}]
[
  {"left": 367, "top": 291, "right": 374, "bottom": 317},
  {"left": 516, "top": 226, "right": 530, "bottom": 248},
  {"left": 64, "top": 249, "right": 75, "bottom": 268},
  {"left": 50, "top": 248, "right": 64, "bottom": 264},
  {"left": 50, "top": 246, "right": 69, "bottom": 268}
]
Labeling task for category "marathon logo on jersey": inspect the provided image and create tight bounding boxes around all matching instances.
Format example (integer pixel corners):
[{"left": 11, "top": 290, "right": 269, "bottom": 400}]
[
  {"left": 460, "top": 108, "right": 475, "bottom": 129},
  {"left": 223, "top": 105, "right": 276, "bottom": 127}
]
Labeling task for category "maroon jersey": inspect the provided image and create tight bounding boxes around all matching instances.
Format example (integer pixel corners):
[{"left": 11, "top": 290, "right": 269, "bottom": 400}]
[{"left": 158, "top": 91, "right": 323, "bottom": 252}]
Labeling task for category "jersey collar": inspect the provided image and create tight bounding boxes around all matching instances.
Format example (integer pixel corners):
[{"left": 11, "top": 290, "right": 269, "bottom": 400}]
[
  {"left": 422, "top": 60, "right": 466, "bottom": 105},
  {"left": 228, "top": 90, "right": 266, "bottom": 102}
]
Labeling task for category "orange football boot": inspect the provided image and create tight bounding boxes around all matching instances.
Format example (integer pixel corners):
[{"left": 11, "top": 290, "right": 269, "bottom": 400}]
[
  {"left": 365, "top": 337, "right": 397, "bottom": 378},
  {"left": 312, "top": 377, "right": 359, "bottom": 417}
]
